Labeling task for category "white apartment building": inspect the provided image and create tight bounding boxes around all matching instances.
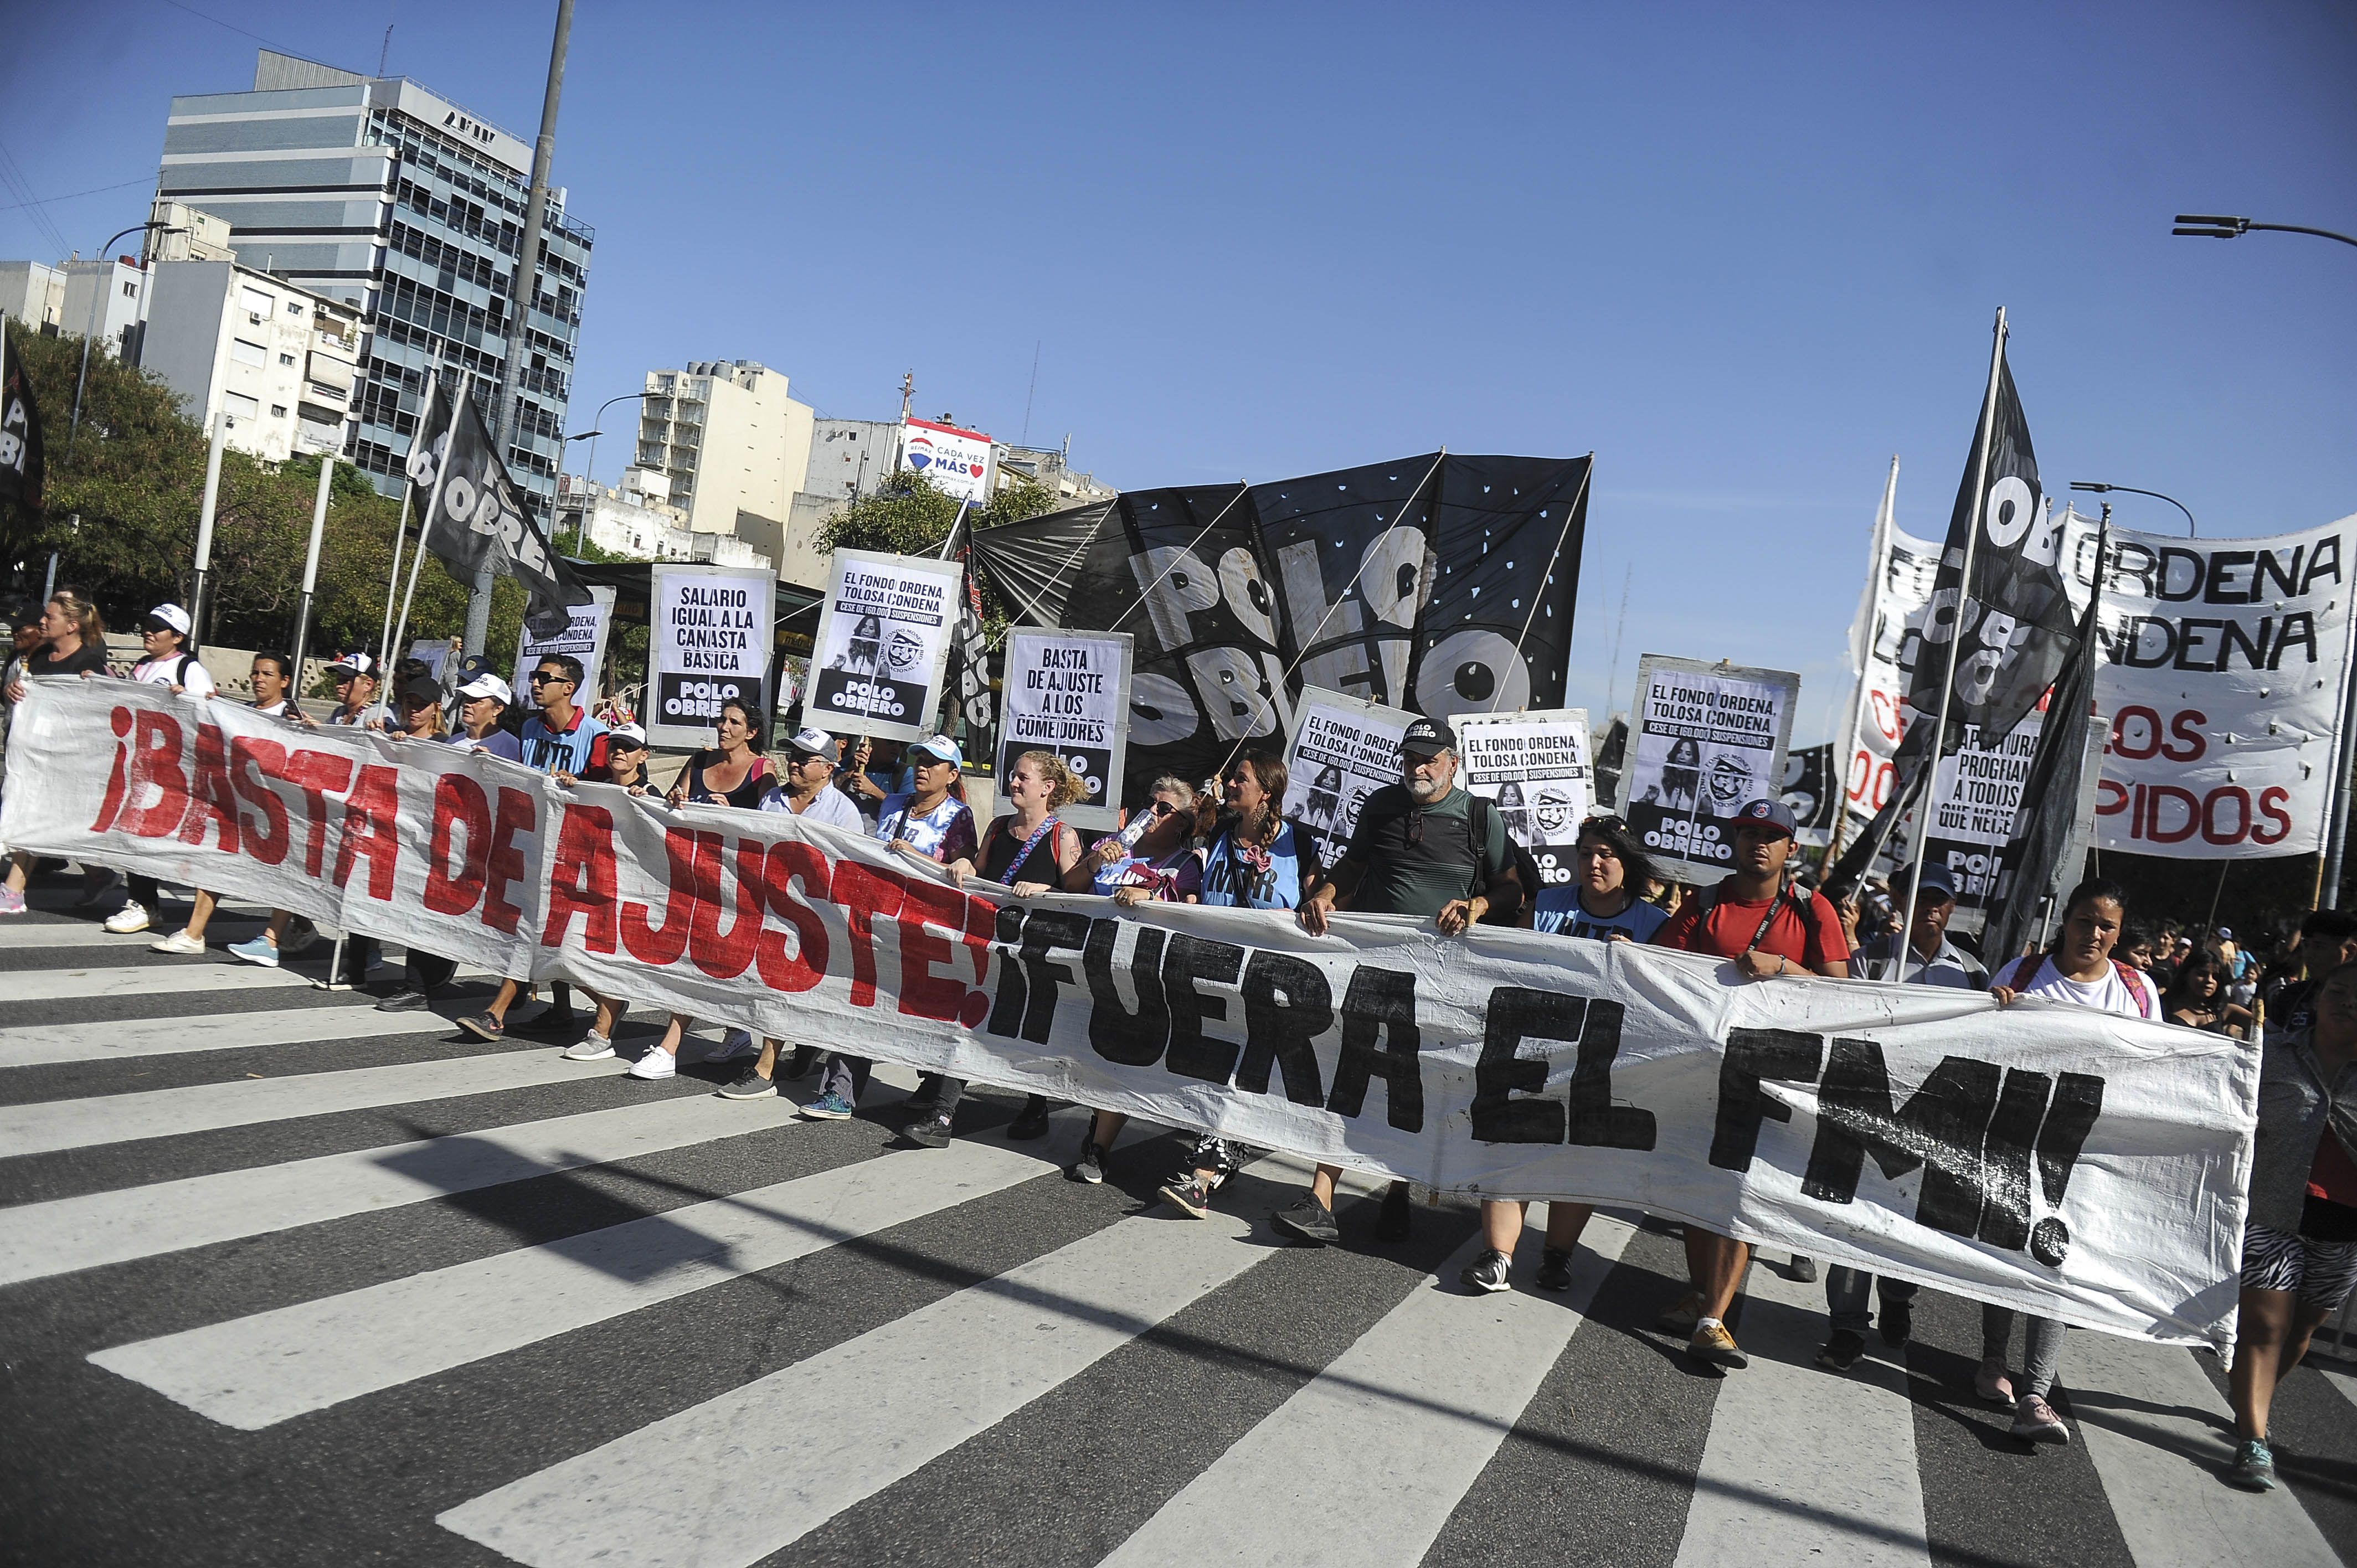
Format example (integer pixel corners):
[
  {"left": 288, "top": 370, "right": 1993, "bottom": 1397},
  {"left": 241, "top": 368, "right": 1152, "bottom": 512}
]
[
  {"left": 0, "top": 261, "right": 66, "bottom": 331},
  {"left": 553, "top": 468, "right": 773, "bottom": 572},
  {"left": 62, "top": 257, "right": 147, "bottom": 361},
  {"left": 635, "top": 360, "right": 815, "bottom": 546},
  {"left": 139, "top": 260, "right": 366, "bottom": 462}
]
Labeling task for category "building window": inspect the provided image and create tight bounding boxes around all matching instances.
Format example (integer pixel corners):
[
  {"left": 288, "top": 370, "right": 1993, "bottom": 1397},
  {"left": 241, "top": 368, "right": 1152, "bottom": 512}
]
[
  {"left": 271, "top": 404, "right": 289, "bottom": 419},
  {"left": 231, "top": 338, "right": 267, "bottom": 367},
  {"left": 279, "top": 353, "right": 296, "bottom": 367},
  {"left": 287, "top": 301, "right": 303, "bottom": 315},
  {"left": 224, "top": 392, "right": 259, "bottom": 421},
  {"left": 121, "top": 281, "right": 136, "bottom": 297}
]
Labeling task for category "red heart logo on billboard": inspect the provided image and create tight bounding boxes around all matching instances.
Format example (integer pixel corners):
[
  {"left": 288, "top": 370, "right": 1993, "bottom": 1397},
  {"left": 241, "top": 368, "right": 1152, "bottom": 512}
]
[{"left": 969, "top": 463, "right": 984, "bottom": 476}]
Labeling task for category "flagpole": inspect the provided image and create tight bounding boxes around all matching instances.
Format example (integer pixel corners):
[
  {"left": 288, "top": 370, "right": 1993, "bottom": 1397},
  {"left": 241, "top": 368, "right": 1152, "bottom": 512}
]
[
  {"left": 1825, "top": 456, "right": 1898, "bottom": 870},
  {"left": 387, "top": 370, "right": 470, "bottom": 699},
  {"left": 375, "top": 369, "right": 437, "bottom": 681},
  {"left": 289, "top": 450, "right": 334, "bottom": 687},
  {"left": 1898, "top": 307, "right": 2008, "bottom": 979},
  {"left": 2321, "top": 533, "right": 2357, "bottom": 908}
]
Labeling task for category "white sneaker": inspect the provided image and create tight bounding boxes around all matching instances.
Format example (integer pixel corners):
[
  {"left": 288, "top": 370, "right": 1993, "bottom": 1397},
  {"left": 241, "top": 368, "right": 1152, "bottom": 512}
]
[
  {"left": 562, "top": 1034, "right": 617, "bottom": 1061},
  {"left": 626, "top": 1049, "right": 677, "bottom": 1081},
  {"left": 104, "top": 902, "right": 151, "bottom": 935},
  {"left": 150, "top": 930, "right": 206, "bottom": 955}
]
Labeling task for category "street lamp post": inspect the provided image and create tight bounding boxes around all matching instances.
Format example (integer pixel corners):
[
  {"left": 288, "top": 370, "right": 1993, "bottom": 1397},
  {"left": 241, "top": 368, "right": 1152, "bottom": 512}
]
[
  {"left": 2177, "top": 211, "right": 2357, "bottom": 905},
  {"left": 577, "top": 390, "right": 650, "bottom": 492},
  {"left": 2067, "top": 481, "right": 2197, "bottom": 537},
  {"left": 68, "top": 221, "right": 182, "bottom": 455}
]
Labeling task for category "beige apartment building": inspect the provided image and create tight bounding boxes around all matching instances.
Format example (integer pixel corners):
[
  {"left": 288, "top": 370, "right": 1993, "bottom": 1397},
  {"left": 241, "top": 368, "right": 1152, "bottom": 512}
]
[{"left": 635, "top": 360, "right": 815, "bottom": 560}]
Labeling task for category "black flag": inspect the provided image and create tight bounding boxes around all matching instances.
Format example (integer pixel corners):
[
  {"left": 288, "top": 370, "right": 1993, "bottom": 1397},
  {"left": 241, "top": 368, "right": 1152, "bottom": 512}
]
[
  {"left": 404, "top": 381, "right": 591, "bottom": 638},
  {"left": 0, "top": 328, "right": 45, "bottom": 514},
  {"left": 1905, "top": 352, "right": 2076, "bottom": 750}
]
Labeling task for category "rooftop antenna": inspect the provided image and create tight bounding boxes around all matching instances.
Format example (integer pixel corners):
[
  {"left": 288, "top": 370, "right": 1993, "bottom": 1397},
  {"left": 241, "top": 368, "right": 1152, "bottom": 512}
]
[
  {"left": 899, "top": 369, "right": 913, "bottom": 423},
  {"left": 378, "top": 3, "right": 394, "bottom": 76},
  {"left": 1020, "top": 338, "right": 1039, "bottom": 446}
]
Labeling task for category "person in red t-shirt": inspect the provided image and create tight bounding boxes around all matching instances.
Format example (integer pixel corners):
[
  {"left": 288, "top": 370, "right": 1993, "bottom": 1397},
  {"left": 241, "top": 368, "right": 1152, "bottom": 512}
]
[{"left": 1651, "top": 798, "right": 1850, "bottom": 1369}]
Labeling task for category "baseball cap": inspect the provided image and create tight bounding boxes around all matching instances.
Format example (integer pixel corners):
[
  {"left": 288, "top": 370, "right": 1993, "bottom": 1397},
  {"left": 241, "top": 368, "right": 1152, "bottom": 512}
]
[
  {"left": 2215, "top": 926, "right": 2234, "bottom": 940},
  {"left": 1900, "top": 862, "right": 1958, "bottom": 903},
  {"left": 395, "top": 675, "right": 444, "bottom": 708},
  {"left": 456, "top": 671, "right": 513, "bottom": 705},
  {"left": 1399, "top": 716, "right": 1458, "bottom": 757},
  {"left": 907, "top": 734, "right": 963, "bottom": 767},
  {"left": 609, "top": 723, "right": 649, "bottom": 750},
  {"left": 784, "top": 726, "right": 836, "bottom": 761},
  {"left": 1731, "top": 798, "right": 1798, "bottom": 839},
  {"left": 144, "top": 603, "right": 192, "bottom": 636},
  {"left": 326, "top": 652, "right": 375, "bottom": 677}
]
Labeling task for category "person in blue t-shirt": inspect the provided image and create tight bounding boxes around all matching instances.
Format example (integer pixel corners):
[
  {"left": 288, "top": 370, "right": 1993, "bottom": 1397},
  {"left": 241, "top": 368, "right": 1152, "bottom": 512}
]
[{"left": 1462, "top": 812, "right": 1666, "bottom": 1296}]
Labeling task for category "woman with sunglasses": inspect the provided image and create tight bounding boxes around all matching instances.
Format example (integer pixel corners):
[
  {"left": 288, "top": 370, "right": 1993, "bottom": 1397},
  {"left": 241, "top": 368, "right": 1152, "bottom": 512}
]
[
  {"left": 625, "top": 699, "right": 773, "bottom": 1082},
  {"left": 1062, "top": 776, "right": 1204, "bottom": 1185},
  {"left": 1460, "top": 814, "right": 1666, "bottom": 1293}
]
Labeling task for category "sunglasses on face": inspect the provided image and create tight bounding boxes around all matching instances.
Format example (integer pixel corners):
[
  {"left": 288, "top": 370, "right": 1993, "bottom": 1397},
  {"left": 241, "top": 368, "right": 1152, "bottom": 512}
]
[{"left": 529, "top": 671, "right": 571, "bottom": 685}]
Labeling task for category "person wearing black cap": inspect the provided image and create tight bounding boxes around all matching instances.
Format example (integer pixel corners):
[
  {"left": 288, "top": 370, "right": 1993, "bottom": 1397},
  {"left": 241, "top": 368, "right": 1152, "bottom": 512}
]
[
  {"left": 1281, "top": 715, "right": 1520, "bottom": 1249},
  {"left": 1847, "top": 861, "right": 1986, "bottom": 990},
  {"left": 1650, "top": 796, "right": 1851, "bottom": 1370}
]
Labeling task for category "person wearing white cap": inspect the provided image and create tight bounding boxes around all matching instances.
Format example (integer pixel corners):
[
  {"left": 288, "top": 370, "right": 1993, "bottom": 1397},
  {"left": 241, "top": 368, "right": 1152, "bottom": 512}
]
[
  {"left": 444, "top": 671, "right": 523, "bottom": 761},
  {"left": 323, "top": 652, "right": 390, "bottom": 729},
  {"left": 120, "top": 605, "right": 222, "bottom": 945}
]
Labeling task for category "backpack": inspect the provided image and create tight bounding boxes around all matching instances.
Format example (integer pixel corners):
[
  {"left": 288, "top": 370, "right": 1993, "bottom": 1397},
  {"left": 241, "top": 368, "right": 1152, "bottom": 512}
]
[
  {"left": 1463, "top": 792, "right": 1525, "bottom": 920},
  {"left": 1687, "top": 876, "right": 1821, "bottom": 963},
  {"left": 2001, "top": 954, "right": 2153, "bottom": 1015}
]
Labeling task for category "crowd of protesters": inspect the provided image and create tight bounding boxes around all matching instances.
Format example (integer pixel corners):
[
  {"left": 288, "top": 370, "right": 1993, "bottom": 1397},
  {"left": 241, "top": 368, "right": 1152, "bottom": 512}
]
[{"left": 2, "top": 585, "right": 2353, "bottom": 1495}]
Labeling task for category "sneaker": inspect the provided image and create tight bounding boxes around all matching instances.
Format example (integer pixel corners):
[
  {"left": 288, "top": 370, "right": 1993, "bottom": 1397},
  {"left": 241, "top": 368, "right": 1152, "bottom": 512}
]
[
  {"left": 903, "top": 1111, "right": 954, "bottom": 1149},
  {"left": 779, "top": 1043, "right": 818, "bottom": 1081},
  {"left": 711, "top": 1028, "right": 756, "bottom": 1062},
  {"left": 1377, "top": 1182, "right": 1412, "bottom": 1243},
  {"left": 104, "top": 902, "right": 151, "bottom": 935},
  {"left": 1007, "top": 1096, "right": 1052, "bottom": 1142},
  {"left": 1536, "top": 1247, "right": 1575, "bottom": 1292},
  {"left": 227, "top": 935, "right": 280, "bottom": 968},
  {"left": 1460, "top": 1248, "right": 1513, "bottom": 1293},
  {"left": 0, "top": 887, "right": 24, "bottom": 915},
  {"left": 1790, "top": 1255, "right": 1818, "bottom": 1284},
  {"left": 800, "top": 1090, "right": 856, "bottom": 1121},
  {"left": 1689, "top": 1320, "right": 1749, "bottom": 1369},
  {"left": 1270, "top": 1194, "right": 1340, "bottom": 1246},
  {"left": 1816, "top": 1330, "right": 1867, "bottom": 1372},
  {"left": 1159, "top": 1174, "right": 1215, "bottom": 1218},
  {"left": 2011, "top": 1392, "right": 2070, "bottom": 1445},
  {"left": 2226, "top": 1437, "right": 2278, "bottom": 1492},
  {"left": 1656, "top": 1291, "right": 1705, "bottom": 1335},
  {"left": 281, "top": 916, "right": 320, "bottom": 956},
  {"left": 626, "top": 1048, "right": 677, "bottom": 1081},
  {"left": 374, "top": 988, "right": 431, "bottom": 1012},
  {"left": 562, "top": 1033, "right": 617, "bottom": 1061},
  {"left": 457, "top": 1012, "right": 505, "bottom": 1043},
  {"left": 1974, "top": 1356, "right": 2016, "bottom": 1406},
  {"left": 1066, "top": 1139, "right": 1107, "bottom": 1185},
  {"left": 150, "top": 929, "right": 205, "bottom": 955},
  {"left": 75, "top": 868, "right": 121, "bottom": 908},
  {"left": 515, "top": 1005, "right": 578, "bottom": 1039},
  {"left": 716, "top": 1064, "right": 775, "bottom": 1099},
  {"left": 1879, "top": 1296, "right": 1914, "bottom": 1348}
]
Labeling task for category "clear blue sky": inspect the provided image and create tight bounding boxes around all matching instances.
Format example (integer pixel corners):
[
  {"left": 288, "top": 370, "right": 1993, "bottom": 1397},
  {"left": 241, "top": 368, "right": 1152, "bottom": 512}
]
[{"left": 6, "top": 2, "right": 2353, "bottom": 743}]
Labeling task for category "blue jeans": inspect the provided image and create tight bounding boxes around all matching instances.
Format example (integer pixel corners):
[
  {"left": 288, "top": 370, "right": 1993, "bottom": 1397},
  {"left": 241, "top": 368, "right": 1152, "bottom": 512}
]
[{"left": 1825, "top": 1265, "right": 1917, "bottom": 1335}]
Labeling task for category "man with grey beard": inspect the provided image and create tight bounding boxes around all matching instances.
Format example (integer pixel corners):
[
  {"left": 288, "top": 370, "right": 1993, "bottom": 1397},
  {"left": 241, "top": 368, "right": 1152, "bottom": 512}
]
[{"left": 1282, "top": 716, "right": 1521, "bottom": 1247}]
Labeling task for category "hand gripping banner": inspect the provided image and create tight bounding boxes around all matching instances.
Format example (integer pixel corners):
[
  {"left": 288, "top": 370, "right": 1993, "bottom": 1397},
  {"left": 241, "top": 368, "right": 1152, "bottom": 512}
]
[{"left": 1, "top": 680, "right": 2258, "bottom": 1348}]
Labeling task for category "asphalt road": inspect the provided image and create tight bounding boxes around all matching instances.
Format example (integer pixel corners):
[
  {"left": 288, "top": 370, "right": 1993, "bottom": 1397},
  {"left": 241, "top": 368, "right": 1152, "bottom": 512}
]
[{"left": 1, "top": 889, "right": 2350, "bottom": 1568}]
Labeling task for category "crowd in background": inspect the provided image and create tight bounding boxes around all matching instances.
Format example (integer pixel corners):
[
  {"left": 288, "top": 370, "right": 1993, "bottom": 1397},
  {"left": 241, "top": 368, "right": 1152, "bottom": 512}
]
[{"left": 3, "top": 585, "right": 2355, "bottom": 1497}]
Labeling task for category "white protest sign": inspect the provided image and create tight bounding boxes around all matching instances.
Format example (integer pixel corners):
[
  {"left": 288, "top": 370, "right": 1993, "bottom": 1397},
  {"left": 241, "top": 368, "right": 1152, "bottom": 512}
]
[
  {"left": 2058, "top": 510, "right": 2357, "bottom": 859},
  {"left": 1844, "top": 527, "right": 1943, "bottom": 840},
  {"left": 1918, "top": 706, "right": 2042, "bottom": 929},
  {"left": 1283, "top": 686, "right": 1414, "bottom": 873},
  {"left": 513, "top": 585, "right": 615, "bottom": 710},
  {"left": 1455, "top": 708, "right": 1593, "bottom": 892},
  {"left": 1617, "top": 656, "right": 1800, "bottom": 884},
  {"left": 807, "top": 548, "right": 964, "bottom": 744},
  {"left": 995, "top": 628, "right": 1132, "bottom": 830},
  {"left": 649, "top": 565, "right": 773, "bottom": 749}
]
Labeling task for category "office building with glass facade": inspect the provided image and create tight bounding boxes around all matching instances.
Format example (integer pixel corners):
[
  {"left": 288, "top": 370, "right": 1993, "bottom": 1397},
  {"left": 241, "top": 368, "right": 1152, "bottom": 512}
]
[{"left": 156, "top": 49, "right": 591, "bottom": 514}]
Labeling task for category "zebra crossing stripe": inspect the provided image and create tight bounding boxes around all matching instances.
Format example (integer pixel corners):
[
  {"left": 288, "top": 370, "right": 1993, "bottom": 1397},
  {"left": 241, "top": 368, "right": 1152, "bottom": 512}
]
[
  {"left": 89, "top": 1134, "right": 1061, "bottom": 1429},
  {"left": 0, "top": 914, "right": 265, "bottom": 950},
  {"left": 1098, "top": 1215, "right": 1636, "bottom": 1568},
  {"left": 0, "top": 1046, "right": 628, "bottom": 1158},
  {"left": 0, "top": 961, "right": 308, "bottom": 1004},
  {"left": 0, "top": 1091, "right": 803, "bottom": 1286},
  {"left": 0, "top": 1001, "right": 464, "bottom": 1069},
  {"left": 2067, "top": 1324, "right": 2339, "bottom": 1566},
  {"left": 436, "top": 1209, "right": 1275, "bottom": 1568},
  {"left": 1670, "top": 1260, "right": 1933, "bottom": 1568}
]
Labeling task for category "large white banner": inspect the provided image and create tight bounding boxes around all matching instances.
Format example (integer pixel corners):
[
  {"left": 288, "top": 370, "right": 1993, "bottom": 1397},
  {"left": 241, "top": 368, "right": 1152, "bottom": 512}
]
[
  {"left": 900, "top": 417, "right": 993, "bottom": 503},
  {"left": 1843, "top": 525, "right": 1943, "bottom": 843},
  {"left": 649, "top": 565, "right": 773, "bottom": 749},
  {"left": 1618, "top": 656, "right": 1800, "bottom": 883},
  {"left": 806, "top": 549, "right": 964, "bottom": 744},
  {"left": 995, "top": 628, "right": 1131, "bottom": 829},
  {"left": 2, "top": 679, "right": 2259, "bottom": 1348},
  {"left": 1284, "top": 685, "right": 1413, "bottom": 872},
  {"left": 1455, "top": 708, "right": 1593, "bottom": 893},
  {"left": 2058, "top": 510, "right": 2357, "bottom": 859}
]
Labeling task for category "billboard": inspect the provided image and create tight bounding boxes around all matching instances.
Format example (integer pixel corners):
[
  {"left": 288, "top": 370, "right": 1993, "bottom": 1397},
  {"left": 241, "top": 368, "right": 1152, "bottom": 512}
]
[{"left": 900, "top": 417, "right": 994, "bottom": 503}]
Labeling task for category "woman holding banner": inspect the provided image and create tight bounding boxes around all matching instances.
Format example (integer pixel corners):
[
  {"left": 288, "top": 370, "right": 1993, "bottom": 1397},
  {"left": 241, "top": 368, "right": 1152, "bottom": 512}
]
[
  {"left": 2229, "top": 960, "right": 2357, "bottom": 1492},
  {"left": 0, "top": 590, "right": 114, "bottom": 916}
]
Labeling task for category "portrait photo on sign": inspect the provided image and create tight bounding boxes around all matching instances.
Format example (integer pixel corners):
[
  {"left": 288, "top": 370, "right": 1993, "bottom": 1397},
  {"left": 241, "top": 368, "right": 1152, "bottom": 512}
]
[
  {"left": 806, "top": 547, "right": 965, "bottom": 744},
  {"left": 1616, "top": 655, "right": 1799, "bottom": 884},
  {"left": 1455, "top": 708, "right": 1593, "bottom": 890},
  {"left": 1282, "top": 686, "right": 1414, "bottom": 870}
]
